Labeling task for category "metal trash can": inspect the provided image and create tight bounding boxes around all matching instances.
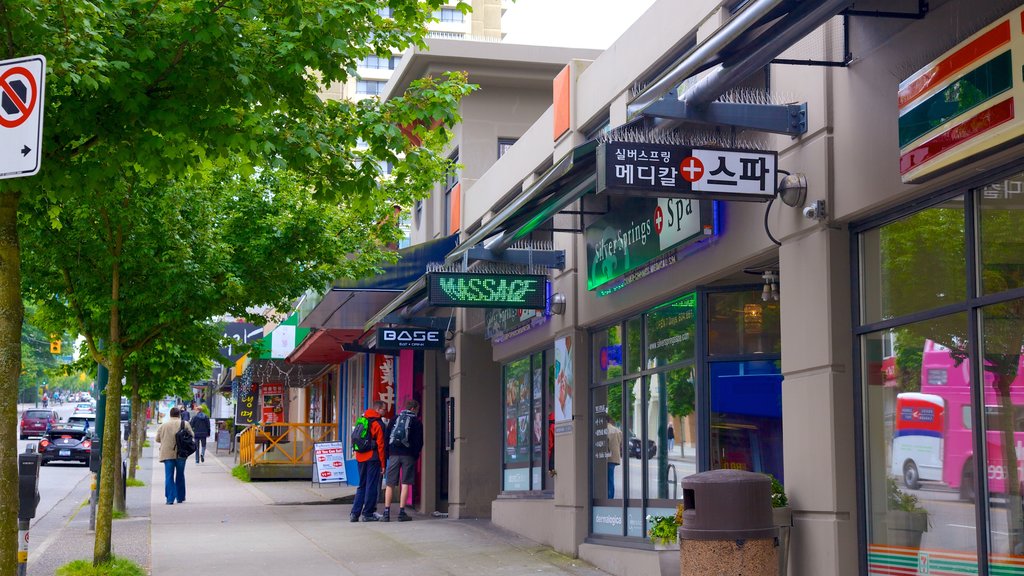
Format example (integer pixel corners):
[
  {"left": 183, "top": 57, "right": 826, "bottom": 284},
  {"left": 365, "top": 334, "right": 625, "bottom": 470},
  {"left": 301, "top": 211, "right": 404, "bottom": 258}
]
[{"left": 679, "top": 469, "right": 779, "bottom": 576}]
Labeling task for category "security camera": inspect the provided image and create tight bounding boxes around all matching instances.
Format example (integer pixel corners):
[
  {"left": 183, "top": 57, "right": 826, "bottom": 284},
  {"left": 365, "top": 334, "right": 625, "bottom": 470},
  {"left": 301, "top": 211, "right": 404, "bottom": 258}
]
[{"left": 802, "top": 200, "right": 825, "bottom": 220}]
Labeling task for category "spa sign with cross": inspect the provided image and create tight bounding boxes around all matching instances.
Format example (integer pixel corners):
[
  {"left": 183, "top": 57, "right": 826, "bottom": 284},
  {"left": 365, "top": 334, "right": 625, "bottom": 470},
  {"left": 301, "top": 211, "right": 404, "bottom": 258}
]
[{"left": 596, "top": 141, "right": 777, "bottom": 201}]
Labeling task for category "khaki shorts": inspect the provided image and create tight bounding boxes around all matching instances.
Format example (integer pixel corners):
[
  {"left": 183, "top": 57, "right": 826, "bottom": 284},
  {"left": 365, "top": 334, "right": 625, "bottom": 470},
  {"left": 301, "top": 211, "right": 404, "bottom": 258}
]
[{"left": 385, "top": 454, "right": 417, "bottom": 486}]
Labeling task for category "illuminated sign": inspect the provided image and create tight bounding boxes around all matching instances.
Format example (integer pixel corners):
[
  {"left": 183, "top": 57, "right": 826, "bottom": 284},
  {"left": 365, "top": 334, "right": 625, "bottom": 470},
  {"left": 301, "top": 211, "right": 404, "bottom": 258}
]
[
  {"left": 376, "top": 327, "right": 444, "bottom": 350},
  {"left": 427, "top": 272, "right": 548, "bottom": 309}
]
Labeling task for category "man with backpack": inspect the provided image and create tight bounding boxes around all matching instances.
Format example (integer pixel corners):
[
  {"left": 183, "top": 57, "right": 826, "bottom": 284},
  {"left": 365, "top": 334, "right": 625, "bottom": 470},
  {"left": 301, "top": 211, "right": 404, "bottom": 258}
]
[
  {"left": 382, "top": 399, "right": 423, "bottom": 522},
  {"left": 350, "top": 401, "right": 387, "bottom": 522}
]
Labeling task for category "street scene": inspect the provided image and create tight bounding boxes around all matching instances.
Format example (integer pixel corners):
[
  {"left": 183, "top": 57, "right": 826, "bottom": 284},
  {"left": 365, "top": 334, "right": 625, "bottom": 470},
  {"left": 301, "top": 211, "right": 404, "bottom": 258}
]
[{"left": 5, "top": 1, "right": 1024, "bottom": 576}]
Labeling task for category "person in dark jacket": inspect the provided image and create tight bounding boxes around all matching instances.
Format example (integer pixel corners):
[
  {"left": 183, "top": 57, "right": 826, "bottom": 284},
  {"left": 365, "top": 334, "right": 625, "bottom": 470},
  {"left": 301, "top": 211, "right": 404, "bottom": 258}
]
[
  {"left": 191, "top": 405, "right": 212, "bottom": 463},
  {"left": 350, "top": 401, "right": 387, "bottom": 522},
  {"left": 382, "top": 399, "right": 424, "bottom": 522}
]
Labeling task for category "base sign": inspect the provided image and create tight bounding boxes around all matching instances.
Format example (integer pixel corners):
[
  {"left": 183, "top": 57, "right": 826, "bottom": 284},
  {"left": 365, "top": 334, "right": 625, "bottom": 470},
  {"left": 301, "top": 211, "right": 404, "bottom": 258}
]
[
  {"left": 376, "top": 326, "right": 444, "bottom": 350},
  {"left": 597, "top": 141, "right": 776, "bottom": 201},
  {"left": 0, "top": 55, "right": 45, "bottom": 180},
  {"left": 313, "top": 441, "right": 347, "bottom": 484}
]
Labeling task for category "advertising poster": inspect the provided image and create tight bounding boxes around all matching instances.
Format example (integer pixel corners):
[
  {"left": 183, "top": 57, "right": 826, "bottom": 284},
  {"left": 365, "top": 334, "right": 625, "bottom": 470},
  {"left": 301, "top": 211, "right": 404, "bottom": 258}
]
[
  {"left": 236, "top": 389, "right": 257, "bottom": 426},
  {"left": 313, "top": 441, "right": 347, "bottom": 484},
  {"left": 554, "top": 336, "right": 574, "bottom": 423},
  {"left": 261, "top": 383, "right": 285, "bottom": 424},
  {"left": 372, "top": 355, "right": 396, "bottom": 418}
]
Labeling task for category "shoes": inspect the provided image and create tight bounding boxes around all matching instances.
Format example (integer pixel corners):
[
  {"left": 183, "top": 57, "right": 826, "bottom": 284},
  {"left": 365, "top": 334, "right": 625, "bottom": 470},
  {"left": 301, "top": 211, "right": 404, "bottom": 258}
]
[
  {"left": 398, "top": 512, "right": 412, "bottom": 522},
  {"left": 177, "top": 500, "right": 185, "bottom": 504},
  {"left": 361, "top": 513, "right": 381, "bottom": 522},
  {"left": 201, "top": 455, "right": 205, "bottom": 462},
  {"left": 349, "top": 515, "right": 360, "bottom": 523},
  {"left": 166, "top": 502, "right": 174, "bottom": 506},
  {"left": 382, "top": 512, "right": 390, "bottom": 522}
]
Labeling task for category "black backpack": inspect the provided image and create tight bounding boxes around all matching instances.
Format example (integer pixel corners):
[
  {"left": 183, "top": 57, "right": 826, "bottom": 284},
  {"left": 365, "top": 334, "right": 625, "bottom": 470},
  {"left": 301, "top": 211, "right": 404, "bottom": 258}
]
[
  {"left": 175, "top": 420, "right": 196, "bottom": 459},
  {"left": 389, "top": 411, "right": 413, "bottom": 448},
  {"left": 351, "top": 416, "right": 380, "bottom": 453}
]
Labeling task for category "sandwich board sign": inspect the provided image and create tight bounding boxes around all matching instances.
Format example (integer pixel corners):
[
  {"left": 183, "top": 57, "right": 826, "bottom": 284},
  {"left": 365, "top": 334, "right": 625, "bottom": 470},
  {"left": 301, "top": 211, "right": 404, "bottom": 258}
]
[
  {"left": 0, "top": 55, "right": 45, "bottom": 180},
  {"left": 312, "top": 441, "right": 347, "bottom": 484}
]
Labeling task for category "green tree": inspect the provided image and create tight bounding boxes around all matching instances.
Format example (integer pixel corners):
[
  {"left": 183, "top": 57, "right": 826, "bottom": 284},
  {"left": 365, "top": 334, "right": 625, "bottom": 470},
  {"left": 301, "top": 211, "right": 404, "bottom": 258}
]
[{"left": 1, "top": 0, "right": 473, "bottom": 569}]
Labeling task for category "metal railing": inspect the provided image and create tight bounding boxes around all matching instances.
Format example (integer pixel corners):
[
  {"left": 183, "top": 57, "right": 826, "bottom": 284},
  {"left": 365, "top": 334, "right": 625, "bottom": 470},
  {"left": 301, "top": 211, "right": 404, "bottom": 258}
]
[{"left": 238, "top": 422, "right": 338, "bottom": 467}]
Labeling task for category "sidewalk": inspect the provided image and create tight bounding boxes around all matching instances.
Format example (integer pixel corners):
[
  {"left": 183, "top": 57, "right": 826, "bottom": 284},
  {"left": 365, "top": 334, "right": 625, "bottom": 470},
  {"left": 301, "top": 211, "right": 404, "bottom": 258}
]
[{"left": 150, "top": 447, "right": 610, "bottom": 576}]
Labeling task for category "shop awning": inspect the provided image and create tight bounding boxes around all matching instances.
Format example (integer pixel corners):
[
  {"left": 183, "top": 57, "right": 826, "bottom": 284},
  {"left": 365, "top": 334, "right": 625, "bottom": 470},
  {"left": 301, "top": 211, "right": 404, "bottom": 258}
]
[
  {"left": 285, "top": 328, "right": 360, "bottom": 365},
  {"left": 243, "top": 358, "right": 330, "bottom": 388},
  {"left": 363, "top": 140, "right": 598, "bottom": 330},
  {"left": 298, "top": 234, "right": 460, "bottom": 330}
]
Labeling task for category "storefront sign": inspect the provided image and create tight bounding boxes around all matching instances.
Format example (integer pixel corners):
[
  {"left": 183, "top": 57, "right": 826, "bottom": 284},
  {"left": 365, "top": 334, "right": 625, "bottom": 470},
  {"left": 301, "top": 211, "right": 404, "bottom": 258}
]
[
  {"left": 554, "top": 336, "right": 574, "bottom": 424},
  {"left": 485, "top": 307, "right": 548, "bottom": 343},
  {"left": 312, "top": 441, "right": 347, "bottom": 484},
  {"left": 427, "top": 272, "right": 548, "bottom": 309},
  {"left": 261, "top": 383, "right": 284, "bottom": 424},
  {"left": 597, "top": 141, "right": 777, "bottom": 201},
  {"left": 586, "top": 197, "right": 714, "bottom": 290},
  {"left": 375, "top": 327, "right": 444, "bottom": 350},
  {"left": 235, "top": 389, "right": 257, "bottom": 426},
  {"left": 899, "top": 6, "right": 1024, "bottom": 183},
  {"left": 372, "top": 355, "right": 395, "bottom": 418}
]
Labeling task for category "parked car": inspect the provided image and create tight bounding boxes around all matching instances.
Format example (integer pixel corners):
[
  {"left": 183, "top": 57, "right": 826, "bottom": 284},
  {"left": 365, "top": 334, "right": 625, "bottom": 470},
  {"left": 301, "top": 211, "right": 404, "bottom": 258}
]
[
  {"left": 628, "top": 435, "right": 657, "bottom": 459},
  {"left": 20, "top": 409, "right": 58, "bottom": 440},
  {"left": 120, "top": 398, "right": 131, "bottom": 421},
  {"left": 38, "top": 424, "right": 92, "bottom": 466}
]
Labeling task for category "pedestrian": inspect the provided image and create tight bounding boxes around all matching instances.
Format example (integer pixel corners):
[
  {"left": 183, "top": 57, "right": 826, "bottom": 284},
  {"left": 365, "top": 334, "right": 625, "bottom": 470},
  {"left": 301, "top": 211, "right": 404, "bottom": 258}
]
[
  {"left": 667, "top": 422, "right": 675, "bottom": 454},
  {"left": 350, "top": 401, "right": 387, "bottom": 522},
  {"left": 180, "top": 404, "right": 191, "bottom": 424},
  {"left": 156, "top": 406, "right": 193, "bottom": 505},
  {"left": 606, "top": 417, "right": 622, "bottom": 499},
  {"left": 191, "top": 404, "right": 211, "bottom": 463},
  {"left": 382, "top": 399, "right": 424, "bottom": 522}
]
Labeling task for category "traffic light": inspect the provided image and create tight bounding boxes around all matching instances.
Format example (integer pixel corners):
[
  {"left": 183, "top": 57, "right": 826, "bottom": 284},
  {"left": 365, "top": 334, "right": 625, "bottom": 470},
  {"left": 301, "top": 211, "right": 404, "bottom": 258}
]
[{"left": 49, "top": 337, "right": 61, "bottom": 354}]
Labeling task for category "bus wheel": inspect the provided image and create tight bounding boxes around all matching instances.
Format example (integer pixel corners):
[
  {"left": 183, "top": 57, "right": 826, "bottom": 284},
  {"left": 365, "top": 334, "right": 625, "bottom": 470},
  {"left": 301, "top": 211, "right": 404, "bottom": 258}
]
[
  {"left": 959, "top": 463, "right": 976, "bottom": 502},
  {"left": 903, "top": 461, "right": 921, "bottom": 490}
]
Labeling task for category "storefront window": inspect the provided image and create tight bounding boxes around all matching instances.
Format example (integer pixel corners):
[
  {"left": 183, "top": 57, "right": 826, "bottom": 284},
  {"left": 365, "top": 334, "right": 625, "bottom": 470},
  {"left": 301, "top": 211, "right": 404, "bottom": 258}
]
[
  {"left": 591, "top": 293, "right": 699, "bottom": 540},
  {"left": 859, "top": 197, "right": 966, "bottom": 324},
  {"left": 502, "top": 352, "right": 551, "bottom": 492},
  {"left": 710, "top": 361, "right": 784, "bottom": 482},
  {"left": 857, "top": 180, "right": 1024, "bottom": 572},
  {"left": 708, "top": 291, "right": 781, "bottom": 356}
]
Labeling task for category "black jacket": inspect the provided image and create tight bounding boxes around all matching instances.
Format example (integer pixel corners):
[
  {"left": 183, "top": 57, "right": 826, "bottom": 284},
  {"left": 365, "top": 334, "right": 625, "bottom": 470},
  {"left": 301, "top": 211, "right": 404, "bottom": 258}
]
[
  {"left": 191, "top": 412, "right": 211, "bottom": 439},
  {"left": 385, "top": 410, "right": 423, "bottom": 457}
]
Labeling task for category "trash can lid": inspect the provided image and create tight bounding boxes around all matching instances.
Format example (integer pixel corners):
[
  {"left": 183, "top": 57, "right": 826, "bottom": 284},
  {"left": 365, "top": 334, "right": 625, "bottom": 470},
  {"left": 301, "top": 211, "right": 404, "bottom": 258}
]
[{"left": 679, "top": 469, "right": 778, "bottom": 541}]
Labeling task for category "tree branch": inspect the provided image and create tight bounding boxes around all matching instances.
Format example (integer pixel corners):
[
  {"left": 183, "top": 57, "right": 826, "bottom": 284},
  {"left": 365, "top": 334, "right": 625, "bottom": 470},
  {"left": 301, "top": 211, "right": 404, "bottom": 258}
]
[{"left": 59, "top": 267, "right": 105, "bottom": 366}]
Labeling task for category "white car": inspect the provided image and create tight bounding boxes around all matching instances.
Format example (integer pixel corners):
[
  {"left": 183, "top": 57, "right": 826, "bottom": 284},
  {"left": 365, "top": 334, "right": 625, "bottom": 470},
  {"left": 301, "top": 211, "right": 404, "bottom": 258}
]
[{"left": 73, "top": 402, "right": 95, "bottom": 415}]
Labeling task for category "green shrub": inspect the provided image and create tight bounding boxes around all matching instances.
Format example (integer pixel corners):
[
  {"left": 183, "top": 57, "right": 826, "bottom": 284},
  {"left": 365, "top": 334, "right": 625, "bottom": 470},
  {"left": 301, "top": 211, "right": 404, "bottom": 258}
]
[
  {"left": 126, "top": 478, "right": 144, "bottom": 487},
  {"left": 231, "top": 464, "right": 251, "bottom": 482},
  {"left": 56, "top": 556, "right": 146, "bottom": 576},
  {"left": 769, "top": 474, "right": 788, "bottom": 508},
  {"left": 142, "top": 440, "right": 150, "bottom": 448},
  {"left": 646, "top": 504, "right": 684, "bottom": 545},
  {"left": 111, "top": 509, "right": 127, "bottom": 520}
]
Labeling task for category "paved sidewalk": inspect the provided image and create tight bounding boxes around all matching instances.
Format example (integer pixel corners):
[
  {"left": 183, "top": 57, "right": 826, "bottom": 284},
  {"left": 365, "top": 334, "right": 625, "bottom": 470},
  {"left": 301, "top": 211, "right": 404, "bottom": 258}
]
[{"left": 151, "top": 448, "right": 609, "bottom": 576}]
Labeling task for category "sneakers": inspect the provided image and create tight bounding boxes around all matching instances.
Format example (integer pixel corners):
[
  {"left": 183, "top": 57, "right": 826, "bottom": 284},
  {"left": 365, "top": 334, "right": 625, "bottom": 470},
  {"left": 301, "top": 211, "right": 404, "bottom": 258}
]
[
  {"left": 201, "top": 455, "right": 205, "bottom": 463},
  {"left": 382, "top": 511, "right": 390, "bottom": 522},
  {"left": 349, "top": 515, "right": 360, "bottom": 523},
  {"left": 361, "top": 513, "right": 381, "bottom": 522},
  {"left": 397, "top": 511, "right": 412, "bottom": 522}
]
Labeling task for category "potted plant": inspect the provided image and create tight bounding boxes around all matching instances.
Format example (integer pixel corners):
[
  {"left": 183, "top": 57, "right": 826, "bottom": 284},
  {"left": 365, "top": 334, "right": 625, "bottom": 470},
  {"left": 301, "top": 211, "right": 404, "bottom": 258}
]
[
  {"left": 767, "top": 475, "right": 792, "bottom": 575},
  {"left": 885, "top": 477, "right": 928, "bottom": 548},
  {"left": 647, "top": 504, "right": 683, "bottom": 550}
]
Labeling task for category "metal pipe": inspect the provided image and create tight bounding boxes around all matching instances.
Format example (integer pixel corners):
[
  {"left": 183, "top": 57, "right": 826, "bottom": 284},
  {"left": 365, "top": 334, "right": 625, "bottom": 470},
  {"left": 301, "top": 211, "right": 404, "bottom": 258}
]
[
  {"left": 682, "top": 0, "right": 853, "bottom": 108},
  {"left": 627, "top": 0, "right": 786, "bottom": 118}
]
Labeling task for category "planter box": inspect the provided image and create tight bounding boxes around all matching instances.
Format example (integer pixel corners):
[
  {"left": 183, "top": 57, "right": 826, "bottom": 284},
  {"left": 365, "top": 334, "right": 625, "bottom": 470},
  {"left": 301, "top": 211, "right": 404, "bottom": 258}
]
[
  {"left": 775, "top": 506, "right": 792, "bottom": 576},
  {"left": 885, "top": 510, "right": 928, "bottom": 549}
]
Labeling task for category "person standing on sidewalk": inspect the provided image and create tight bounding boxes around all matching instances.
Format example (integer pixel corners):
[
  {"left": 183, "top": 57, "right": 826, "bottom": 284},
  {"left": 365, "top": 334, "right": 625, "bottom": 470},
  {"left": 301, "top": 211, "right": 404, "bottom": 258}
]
[
  {"left": 382, "top": 399, "right": 423, "bottom": 522},
  {"left": 191, "top": 405, "right": 211, "bottom": 463},
  {"left": 156, "top": 406, "right": 193, "bottom": 505},
  {"left": 350, "top": 401, "right": 387, "bottom": 522}
]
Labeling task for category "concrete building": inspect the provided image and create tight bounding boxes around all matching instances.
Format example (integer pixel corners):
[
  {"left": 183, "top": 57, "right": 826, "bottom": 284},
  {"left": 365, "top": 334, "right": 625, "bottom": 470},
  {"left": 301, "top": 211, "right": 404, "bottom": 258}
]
[{"left": 295, "top": 1, "right": 1024, "bottom": 575}]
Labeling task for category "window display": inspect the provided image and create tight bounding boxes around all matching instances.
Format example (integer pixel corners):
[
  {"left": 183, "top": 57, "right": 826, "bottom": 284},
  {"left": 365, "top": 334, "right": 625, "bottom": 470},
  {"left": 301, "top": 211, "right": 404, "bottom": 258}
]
[{"left": 502, "top": 351, "right": 551, "bottom": 492}]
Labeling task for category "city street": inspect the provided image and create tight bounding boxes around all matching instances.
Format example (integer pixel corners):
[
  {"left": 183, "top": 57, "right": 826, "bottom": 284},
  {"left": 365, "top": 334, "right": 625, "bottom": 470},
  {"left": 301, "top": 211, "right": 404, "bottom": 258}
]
[{"left": 17, "top": 403, "right": 92, "bottom": 528}]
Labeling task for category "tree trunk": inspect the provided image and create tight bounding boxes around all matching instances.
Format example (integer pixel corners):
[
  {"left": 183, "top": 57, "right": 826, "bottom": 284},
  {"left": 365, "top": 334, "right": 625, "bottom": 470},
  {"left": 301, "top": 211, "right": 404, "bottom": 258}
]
[
  {"left": 93, "top": 355, "right": 125, "bottom": 565},
  {"left": 0, "top": 190, "right": 22, "bottom": 576},
  {"left": 128, "top": 383, "right": 144, "bottom": 481},
  {"left": 113, "top": 430, "right": 125, "bottom": 514}
]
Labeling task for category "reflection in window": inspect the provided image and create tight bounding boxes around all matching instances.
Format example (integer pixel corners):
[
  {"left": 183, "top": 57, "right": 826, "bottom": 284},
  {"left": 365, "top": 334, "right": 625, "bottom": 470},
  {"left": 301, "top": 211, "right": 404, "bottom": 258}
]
[
  {"left": 708, "top": 291, "right": 780, "bottom": 356},
  {"left": 862, "top": 314, "right": 978, "bottom": 564},
  {"left": 979, "top": 173, "right": 1024, "bottom": 296},
  {"left": 980, "top": 299, "right": 1024, "bottom": 562},
  {"left": 710, "top": 361, "right": 784, "bottom": 482},
  {"left": 860, "top": 196, "right": 966, "bottom": 324}
]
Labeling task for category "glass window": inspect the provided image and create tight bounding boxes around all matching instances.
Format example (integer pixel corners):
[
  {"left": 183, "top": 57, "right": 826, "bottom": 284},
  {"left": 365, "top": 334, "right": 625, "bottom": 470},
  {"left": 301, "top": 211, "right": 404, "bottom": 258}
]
[
  {"left": 978, "top": 173, "right": 1024, "bottom": 296},
  {"left": 647, "top": 293, "right": 697, "bottom": 368},
  {"left": 502, "top": 353, "right": 551, "bottom": 492},
  {"left": 979, "top": 299, "right": 1024, "bottom": 564},
  {"left": 361, "top": 56, "right": 389, "bottom": 69},
  {"left": 435, "top": 7, "right": 464, "bottom": 22},
  {"left": 707, "top": 291, "right": 780, "bottom": 356},
  {"left": 592, "top": 325, "right": 623, "bottom": 383},
  {"left": 862, "top": 314, "right": 979, "bottom": 564},
  {"left": 626, "top": 317, "right": 642, "bottom": 375},
  {"left": 859, "top": 196, "right": 966, "bottom": 324},
  {"left": 709, "top": 360, "right": 784, "bottom": 481},
  {"left": 356, "top": 80, "right": 385, "bottom": 95},
  {"left": 498, "top": 138, "right": 517, "bottom": 158}
]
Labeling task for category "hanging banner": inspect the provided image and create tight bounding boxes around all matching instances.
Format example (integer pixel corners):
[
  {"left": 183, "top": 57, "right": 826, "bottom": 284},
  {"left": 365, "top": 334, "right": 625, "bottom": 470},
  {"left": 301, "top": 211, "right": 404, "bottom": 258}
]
[
  {"left": 261, "top": 383, "right": 285, "bottom": 424},
  {"left": 372, "top": 355, "right": 396, "bottom": 418},
  {"left": 554, "top": 336, "right": 574, "bottom": 424},
  {"left": 586, "top": 196, "right": 714, "bottom": 290},
  {"left": 597, "top": 142, "right": 777, "bottom": 201},
  {"left": 235, "top": 389, "right": 257, "bottom": 426}
]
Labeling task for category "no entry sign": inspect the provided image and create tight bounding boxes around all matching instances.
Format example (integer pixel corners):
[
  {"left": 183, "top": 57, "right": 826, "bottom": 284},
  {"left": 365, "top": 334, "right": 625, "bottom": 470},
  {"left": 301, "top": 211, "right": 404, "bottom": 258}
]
[{"left": 0, "top": 55, "right": 45, "bottom": 180}]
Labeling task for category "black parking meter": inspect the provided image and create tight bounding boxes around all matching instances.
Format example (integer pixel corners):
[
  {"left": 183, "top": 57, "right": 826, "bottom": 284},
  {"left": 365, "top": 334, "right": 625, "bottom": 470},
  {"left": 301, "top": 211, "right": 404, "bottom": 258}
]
[
  {"left": 89, "top": 437, "right": 102, "bottom": 473},
  {"left": 18, "top": 451, "right": 41, "bottom": 521}
]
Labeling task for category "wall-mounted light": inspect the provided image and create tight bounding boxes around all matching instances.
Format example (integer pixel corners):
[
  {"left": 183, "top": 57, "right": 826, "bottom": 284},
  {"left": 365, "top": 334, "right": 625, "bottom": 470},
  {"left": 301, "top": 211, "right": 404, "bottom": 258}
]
[
  {"left": 444, "top": 345, "right": 457, "bottom": 363},
  {"left": 778, "top": 173, "right": 807, "bottom": 207},
  {"left": 550, "top": 292, "right": 567, "bottom": 316}
]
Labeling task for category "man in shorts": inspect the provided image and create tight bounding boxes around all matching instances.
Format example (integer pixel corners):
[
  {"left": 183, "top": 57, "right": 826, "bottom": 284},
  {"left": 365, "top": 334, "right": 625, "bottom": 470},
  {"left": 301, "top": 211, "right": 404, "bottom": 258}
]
[{"left": 382, "top": 399, "right": 423, "bottom": 522}]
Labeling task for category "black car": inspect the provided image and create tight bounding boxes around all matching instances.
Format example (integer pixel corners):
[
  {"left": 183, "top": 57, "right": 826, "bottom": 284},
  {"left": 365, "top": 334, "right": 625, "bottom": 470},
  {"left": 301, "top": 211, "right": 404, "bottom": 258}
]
[
  {"left": 628, "top": 435, "right": 657, "bottom": 459},
  {"left": 38, "top": 424, "right": 92, "bottom": 466},
  {"left": 120, "top": 399, "right": 131, "bottom": 422}
]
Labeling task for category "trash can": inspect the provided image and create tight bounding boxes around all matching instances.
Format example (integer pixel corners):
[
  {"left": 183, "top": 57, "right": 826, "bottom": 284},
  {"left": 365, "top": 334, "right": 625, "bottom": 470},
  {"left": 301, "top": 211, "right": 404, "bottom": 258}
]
[{"left": 679, "top": 469, "right": 779, "bottom": 576}]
